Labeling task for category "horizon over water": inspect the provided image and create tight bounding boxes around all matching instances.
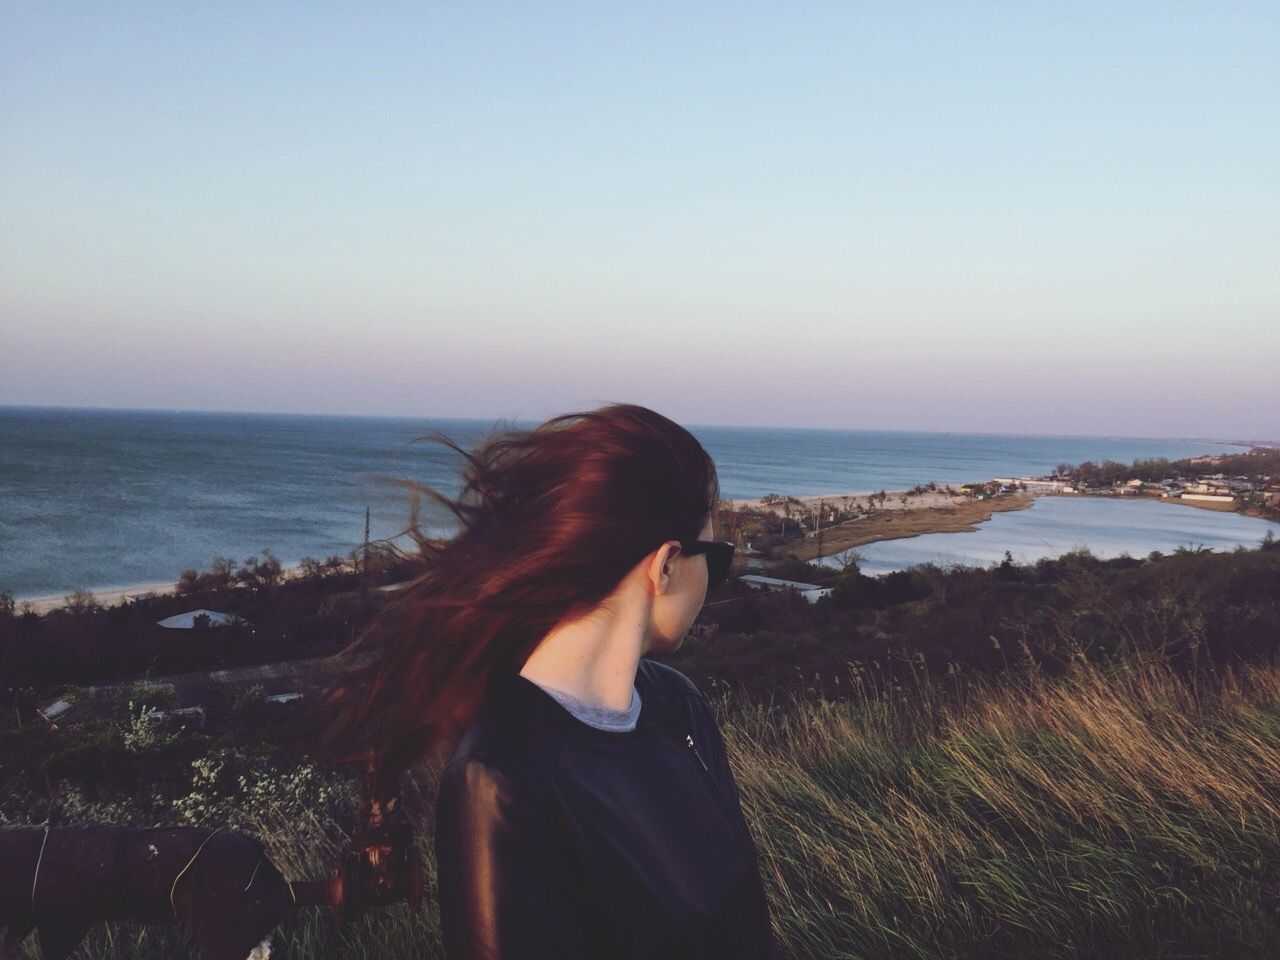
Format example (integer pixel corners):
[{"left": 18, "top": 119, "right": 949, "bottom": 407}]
[{"left": 0, "top": 404, "right": 1266, "bottom": 600}]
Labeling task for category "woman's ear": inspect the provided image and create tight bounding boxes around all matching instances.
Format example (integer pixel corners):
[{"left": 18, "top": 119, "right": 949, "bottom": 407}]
[{"left": 646, "top": 541, "right": 681, "bottom": 595}]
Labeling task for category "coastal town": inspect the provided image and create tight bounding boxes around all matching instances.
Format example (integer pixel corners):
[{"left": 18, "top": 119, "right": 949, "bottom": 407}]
[
  {"left": 733, "top": 448, "right": 1280, "bottom": 540},
  {"left": 716, "top": 447, "right": 1280, "bottom": 573},
  {"left": 1002, "top": 448, "right": 1280, "bottom": 515}
]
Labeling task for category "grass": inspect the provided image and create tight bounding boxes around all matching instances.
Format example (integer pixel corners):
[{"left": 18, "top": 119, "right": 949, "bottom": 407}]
[
  {"left": 14, "top": 653, "right": 1280, "bottom": 959},
  {"left": 724, "top": 654, "right": 1280, "bottom": 958}
]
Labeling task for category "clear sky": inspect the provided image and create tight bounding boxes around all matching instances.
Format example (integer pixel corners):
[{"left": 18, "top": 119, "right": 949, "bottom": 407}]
[{"left": 2, "top": 3, "right": 1277, "bottom": 439}]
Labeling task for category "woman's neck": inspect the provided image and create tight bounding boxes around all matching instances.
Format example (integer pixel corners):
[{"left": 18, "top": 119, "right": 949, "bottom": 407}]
[{"left": 517, "top": 586, "right": 647, "bottom": 712}]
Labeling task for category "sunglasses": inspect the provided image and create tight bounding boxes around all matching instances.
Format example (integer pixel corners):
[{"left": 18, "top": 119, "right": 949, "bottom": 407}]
[{"left": 677, "top": 539, "right": 735, "bottom": 590}]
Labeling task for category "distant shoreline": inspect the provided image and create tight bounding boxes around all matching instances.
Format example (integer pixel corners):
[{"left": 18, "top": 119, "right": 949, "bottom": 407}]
[
  {"left": 731, "top": 489, "right": 1037, "bottom": 564},
  {"left": 19, "top": 486, "right": 977, "bottom": 611},
  {"left": 16, "top": 562, "right": 311, "bottom": 616},
  {"left": 16, "top": 458, "right": 1267, "bottom": 613},
  {"left": 19, "top": 579, "right": 181, "bottom": 614},
  {"left": 6, "top": 410, "right": 1251, "bottom": 608},
  {"left": 730, "top": 487, "right": 965, "bottom": 514},
  {"left": 727, "top": 481, "right": 1277, "bottom": 565}
]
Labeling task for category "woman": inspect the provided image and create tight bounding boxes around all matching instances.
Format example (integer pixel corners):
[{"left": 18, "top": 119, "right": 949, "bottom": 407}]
[{"left": 319, "top": 403, "right": 780, "bottom": 959}]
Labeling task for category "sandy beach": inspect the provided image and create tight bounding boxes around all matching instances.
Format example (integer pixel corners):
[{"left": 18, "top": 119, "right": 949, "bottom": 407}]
[
  {"left": 17, "top": 563, "right": 313, "bottom": 616},
  {"left": 730, "top": 488, "right": 967, "bottom": 515},
  {"left": 730, "top": 490, "right": 1037, "bottom": 563},
  {"left": 18, "top": 580, "right": 182, "bottom": 615}
]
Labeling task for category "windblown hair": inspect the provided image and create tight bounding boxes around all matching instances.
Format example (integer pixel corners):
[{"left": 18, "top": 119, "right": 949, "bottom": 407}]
[{"left": 314, "top": 402, "right": 720, "bottom": 775}]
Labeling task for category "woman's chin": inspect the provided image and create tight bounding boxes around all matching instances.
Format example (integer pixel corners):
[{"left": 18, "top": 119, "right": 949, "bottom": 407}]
[{"left": 645, "top": 632, "right": 686, "bottom": 659}]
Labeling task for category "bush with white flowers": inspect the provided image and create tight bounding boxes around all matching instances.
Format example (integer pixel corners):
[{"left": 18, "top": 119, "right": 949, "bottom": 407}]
[{"left": 121, "top": 699, "right": 179, "bottom": 753}]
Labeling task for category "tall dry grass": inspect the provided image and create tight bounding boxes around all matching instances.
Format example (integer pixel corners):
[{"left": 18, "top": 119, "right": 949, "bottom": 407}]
[
  {"left": 22, "top": 653, "right": 1279, "bottom": 959},
  {"left": 723, "top": 653, "right": 1280, "bottom": 958}
]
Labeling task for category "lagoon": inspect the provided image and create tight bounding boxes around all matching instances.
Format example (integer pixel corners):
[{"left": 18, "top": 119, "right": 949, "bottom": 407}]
[{"left": 823, "top": 496, "right": 1280, "bottom": 576}]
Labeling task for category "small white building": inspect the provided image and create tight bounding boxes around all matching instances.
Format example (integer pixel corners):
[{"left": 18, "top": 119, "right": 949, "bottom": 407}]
[
  {"left": 993, "top": 477, "right": 1072, "bottom": 493},
  {"left": 738, "top": 575, "right": 832, "bottom": 604},
  {"left": 1186, "top": 481, "right": 1232, "bottom": 496},
  {"left": 156, "top": 609, "right": 251, "bottom": 629}
]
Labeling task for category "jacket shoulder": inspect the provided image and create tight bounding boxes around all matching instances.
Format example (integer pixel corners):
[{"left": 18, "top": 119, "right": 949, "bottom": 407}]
[
  {"left": 637, "top": 656, "right": 708, "bottom": 701},
  {"left": 433, "top": 754, "right": 604, "bottom": 957},
  {"left": 444, "top": 677, "right": 564, "bottom": 779}
]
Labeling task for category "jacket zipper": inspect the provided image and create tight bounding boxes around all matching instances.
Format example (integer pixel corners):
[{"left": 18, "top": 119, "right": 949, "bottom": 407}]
[
  {"left": 685, "top": 732, "right": 710, "bottom": 771},
  {"left": 685, "top": 732, "right": 752, "bottom": 851}
]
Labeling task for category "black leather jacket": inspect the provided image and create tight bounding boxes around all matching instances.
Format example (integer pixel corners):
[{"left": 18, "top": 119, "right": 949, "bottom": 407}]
[{"left": 434, "top": 656, "right": 781, "bottom": 959}]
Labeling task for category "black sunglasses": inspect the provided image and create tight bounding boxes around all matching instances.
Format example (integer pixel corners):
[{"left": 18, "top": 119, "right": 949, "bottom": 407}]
[{"left": 677, "top": 539, "right": 735, "bottom": 590}]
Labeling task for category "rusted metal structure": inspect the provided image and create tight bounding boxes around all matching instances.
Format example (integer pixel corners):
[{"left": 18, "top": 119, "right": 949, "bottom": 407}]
[{"left": 0, "top": 753, "right": 421, "bottom": 960}]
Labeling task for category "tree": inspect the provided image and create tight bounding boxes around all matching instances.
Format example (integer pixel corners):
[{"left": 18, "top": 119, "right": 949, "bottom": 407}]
[
  {"left": 996, "top": 550, "right": 1018, "bottom": 581},
  {"left": 63, "top": 589, "right": 102, "bottom": 616},
  {"left": 209, "top": 556, "right": 238, "bottom": 592},
  {"left": 237, "top": 549, "right": 283, "bottom": 592},
  {"left": 176, "top": 568, "right": 201, "bottom": 597},
  {"left": 833, "top": 549, "right": 862, "bottom": 573}
]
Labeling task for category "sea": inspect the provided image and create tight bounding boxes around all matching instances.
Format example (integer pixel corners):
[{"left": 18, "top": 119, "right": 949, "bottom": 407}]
[{"left": 1, "top": 405, "right": 1273, "bottom": 600}]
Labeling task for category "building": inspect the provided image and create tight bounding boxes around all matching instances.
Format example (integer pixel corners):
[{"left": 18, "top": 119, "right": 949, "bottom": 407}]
[
  {"left": 992, "top": 477, "right": 1073, "bottom": 493},
  {"left": 155, "top": 609, "right": 251, "bottom": 630},
  {"left": 738, "top": 574, "right": 832, "bottom": 604}
]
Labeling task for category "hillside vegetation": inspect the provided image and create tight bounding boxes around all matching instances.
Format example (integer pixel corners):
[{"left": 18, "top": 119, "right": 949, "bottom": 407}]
[{"left": 3, "top": 543, "right": 1279, "bottom": 958}]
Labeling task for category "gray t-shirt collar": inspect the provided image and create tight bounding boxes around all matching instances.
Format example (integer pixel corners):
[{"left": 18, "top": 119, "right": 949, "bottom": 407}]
[{"left": 524, "top": 679, "right": 643, "bottom": 733}]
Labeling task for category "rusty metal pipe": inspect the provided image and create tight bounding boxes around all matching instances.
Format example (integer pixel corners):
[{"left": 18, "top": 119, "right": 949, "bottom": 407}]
[{"left": 284, "top": 879, "right": 333, "bottom": 909}]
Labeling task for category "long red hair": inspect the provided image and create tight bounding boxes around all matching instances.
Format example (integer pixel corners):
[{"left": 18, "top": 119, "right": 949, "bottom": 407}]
[{"left": 314, "top": 402, "right": 720, "bottom": 775}]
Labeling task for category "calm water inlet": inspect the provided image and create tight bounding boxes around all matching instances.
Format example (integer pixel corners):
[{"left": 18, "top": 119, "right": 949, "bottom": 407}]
[{"left": 825, "top": 496, "right": 1280, "bottom": 576}]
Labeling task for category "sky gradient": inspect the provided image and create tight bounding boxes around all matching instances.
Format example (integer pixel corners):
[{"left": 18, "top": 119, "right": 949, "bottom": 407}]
[{"left": 2, "top": 4, "right": 1277, "bottom": 438}]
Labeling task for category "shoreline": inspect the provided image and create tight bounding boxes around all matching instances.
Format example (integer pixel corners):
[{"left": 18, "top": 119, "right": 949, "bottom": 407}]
[
  {"left": 741, "top": 493, "right": 1037, "bottom": 564},
  {"left": 18, "top": 579, "right": 182, "bottom": 615},
  {"left": 17, "top": 488, "right": 978, "bottom": 611},
  {"left": 16, "top": 562, "right": 313, "bottom": 616},
  {"left": 730, "top": 487, "right": 967, "bottom": 514},
  {"left": 728, "top": 484, "right": 1276, "bottom": 566},
  {"left": 15, "top": 480, "right": 1271, "bottom": 614}
]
